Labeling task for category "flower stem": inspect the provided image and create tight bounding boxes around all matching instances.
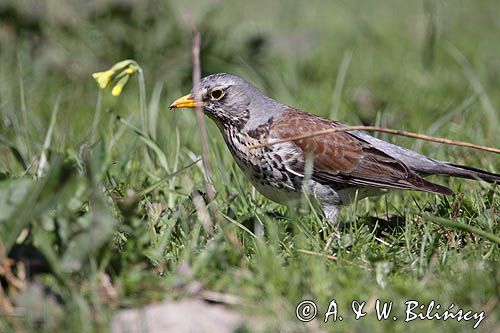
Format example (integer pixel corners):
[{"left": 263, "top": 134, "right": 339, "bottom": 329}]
[{"left": 91, "top": 90, "right": 103, "bottom": 143}]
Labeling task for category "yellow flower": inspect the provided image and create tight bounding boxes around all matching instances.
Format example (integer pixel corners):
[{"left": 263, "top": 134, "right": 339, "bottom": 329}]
[
  {"left": 92, "top": 59, "right": 140, "bottom": 96},
  {"left": 111, "top": 75, "right": 130, "bottom": 96},
  {"left": 92, "top": 70, "right": 114, "bottom": 89}
]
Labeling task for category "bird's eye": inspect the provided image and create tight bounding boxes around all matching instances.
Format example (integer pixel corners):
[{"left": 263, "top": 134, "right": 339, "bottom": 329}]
[{"left": 210, "top": 88, "right": 225, "bottom": 100}]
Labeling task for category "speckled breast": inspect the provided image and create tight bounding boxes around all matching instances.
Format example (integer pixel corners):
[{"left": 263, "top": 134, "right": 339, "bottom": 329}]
[{"left": 222, "top": 128, "right": 303, "bottom": 204}]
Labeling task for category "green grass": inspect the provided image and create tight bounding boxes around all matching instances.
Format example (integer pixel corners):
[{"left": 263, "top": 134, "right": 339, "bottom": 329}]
[{"left": 0, "top": 1, "right": 499, "bottom": 332}]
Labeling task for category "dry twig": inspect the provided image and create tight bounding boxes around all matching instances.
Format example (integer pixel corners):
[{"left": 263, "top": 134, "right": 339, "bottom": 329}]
[
  {"left": 182, "top": 14, "right": 216, "bottom": 202},
  {"left": 297, "top": 249, "right": 337, "bottom": 261},
  {"left": 181, "top": 14, "right": 243, "bottom": 249},
  {"left": 250, "top": 125, "right": 500, "bottom": 154}
]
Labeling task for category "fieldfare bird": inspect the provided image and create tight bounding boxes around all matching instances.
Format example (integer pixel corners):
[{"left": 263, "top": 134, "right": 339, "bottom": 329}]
[{"left": 170, "top": 73, "right": 499, "bottom": 223}]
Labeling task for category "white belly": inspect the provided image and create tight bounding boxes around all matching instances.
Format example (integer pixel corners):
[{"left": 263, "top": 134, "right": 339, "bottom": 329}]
[{"left": 248, "top": 173, "right": 301, "bottom": 204}]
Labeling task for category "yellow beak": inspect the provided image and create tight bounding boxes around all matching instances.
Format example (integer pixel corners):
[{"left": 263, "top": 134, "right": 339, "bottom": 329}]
[{"left": 169, "top": 94, "right": 204, "bottom": 109}]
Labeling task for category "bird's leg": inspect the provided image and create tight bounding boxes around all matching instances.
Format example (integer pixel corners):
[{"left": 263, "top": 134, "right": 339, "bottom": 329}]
[
  {"left": 305, "top": 181, "right": 342, "bottom": 225},
  {"left": 321, "top": 203, "right": 340, "bottom": 225}
]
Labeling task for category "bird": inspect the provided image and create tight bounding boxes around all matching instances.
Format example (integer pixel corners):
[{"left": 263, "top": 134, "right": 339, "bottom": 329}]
[{"left": 170, "top": 73, "right": 499, "bottom": 224}]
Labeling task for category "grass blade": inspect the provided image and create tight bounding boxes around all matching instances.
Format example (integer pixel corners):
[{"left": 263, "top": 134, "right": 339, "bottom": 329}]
[
  {"left": 424, "top": 214, "right": 500, "bottom": 245},
  {"left": 329, "top": 50, "right": 352, "bottom": 120},
  {"left": 37, "top": 96, "right": 61, "bottom": 178}
]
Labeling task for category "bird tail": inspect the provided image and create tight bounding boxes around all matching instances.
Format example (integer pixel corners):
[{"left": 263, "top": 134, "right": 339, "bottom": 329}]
[
  {"left": 408, "top": 163, "right": 499, "bottom": 197},
  {"left": 433, "top": 163, "right": 500, "bottom": 184}
]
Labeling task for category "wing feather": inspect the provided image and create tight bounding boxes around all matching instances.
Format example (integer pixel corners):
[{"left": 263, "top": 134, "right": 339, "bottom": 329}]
[{"left": 270, "top": 109, "right": 452, "bottom": 195}]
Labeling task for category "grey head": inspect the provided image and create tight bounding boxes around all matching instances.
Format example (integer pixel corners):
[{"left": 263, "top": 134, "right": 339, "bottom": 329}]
[{"left": 171, "top": 73, "right": 287, "bottom": 130}]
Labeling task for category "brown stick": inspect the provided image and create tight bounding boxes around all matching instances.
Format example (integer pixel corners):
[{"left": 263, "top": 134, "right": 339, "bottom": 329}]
[
  {"left": 183, "top": 14, "right": 215, "bottom": 202},
  {"left": 182, "top": 15, "right": 244, "bottom": 250},
  {"left": 297, "top": 249, "right": 337, "bottom": 261},
  {"left": 249, "top": 125, "right": 500, "bottom": 154}
]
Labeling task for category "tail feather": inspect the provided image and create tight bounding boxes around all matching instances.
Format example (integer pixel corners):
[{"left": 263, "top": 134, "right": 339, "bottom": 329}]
[
  {"left": 409, "top": 162, "right": 498, "bottom": 196},
  {"left": 437, "top": 163, "right": 500, "bottom": 183}
]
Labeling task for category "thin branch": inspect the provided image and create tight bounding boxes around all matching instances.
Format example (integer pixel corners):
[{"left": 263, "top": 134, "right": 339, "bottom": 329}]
[
  {"left": 192, "top": 190, "right": 214, "bottom": 235},
  {"left": 297, "top": 249, "right": 337, "bottom": 261},
  {"left": 249, "top": 125, "right": 500, "bottom": 154},
  {"left": 183, "top": 14, "right": 216, "bottom": 202},
  {"left": 182, "top": 15, "right": 244, "bottom": 247}
]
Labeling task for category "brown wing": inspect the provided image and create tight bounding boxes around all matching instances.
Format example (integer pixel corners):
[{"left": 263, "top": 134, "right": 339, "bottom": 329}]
[{"left": 270, "top": 109, "right": 452, "bottom": 195}]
